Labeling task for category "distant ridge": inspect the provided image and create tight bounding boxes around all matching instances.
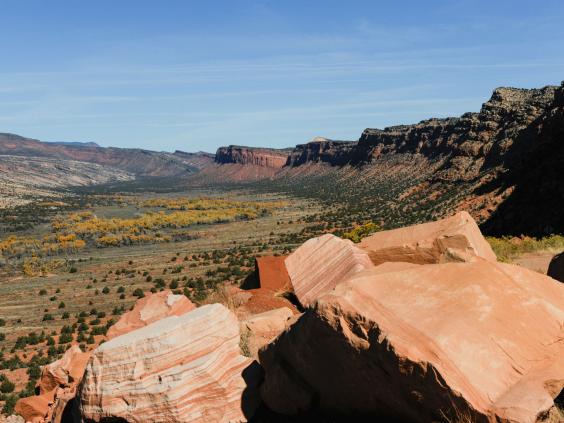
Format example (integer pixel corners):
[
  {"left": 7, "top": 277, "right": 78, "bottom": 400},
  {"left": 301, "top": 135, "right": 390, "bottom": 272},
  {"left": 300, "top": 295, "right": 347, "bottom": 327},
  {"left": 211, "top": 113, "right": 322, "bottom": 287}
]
[{"left": 45, "top": 141, "right": 101, "bottom": 147}]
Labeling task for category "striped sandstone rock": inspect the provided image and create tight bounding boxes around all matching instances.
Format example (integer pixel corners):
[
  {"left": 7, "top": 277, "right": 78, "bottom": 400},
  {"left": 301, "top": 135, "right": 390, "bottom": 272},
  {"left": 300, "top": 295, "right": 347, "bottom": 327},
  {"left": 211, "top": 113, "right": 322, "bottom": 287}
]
[
  {"left": 284, "top": 234, "right": 373, "bottom": 307},
  {"left": 79, "top": 304, "right": 257, "bottom": 423}
]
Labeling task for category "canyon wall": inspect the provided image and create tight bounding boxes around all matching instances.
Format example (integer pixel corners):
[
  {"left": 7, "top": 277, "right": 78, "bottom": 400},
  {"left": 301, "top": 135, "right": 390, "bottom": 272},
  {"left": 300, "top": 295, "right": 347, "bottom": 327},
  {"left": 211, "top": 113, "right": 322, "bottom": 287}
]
[{"left": 215, "top": 145, "right": 291, "bottom": 168}]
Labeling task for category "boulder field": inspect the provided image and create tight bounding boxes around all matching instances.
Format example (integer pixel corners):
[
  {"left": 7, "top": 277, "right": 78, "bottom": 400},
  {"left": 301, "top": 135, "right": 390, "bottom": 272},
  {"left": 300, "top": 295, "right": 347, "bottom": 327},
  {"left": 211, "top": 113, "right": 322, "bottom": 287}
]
[{"left": 13, "top": 212, "right": 564, "bottom": 423}]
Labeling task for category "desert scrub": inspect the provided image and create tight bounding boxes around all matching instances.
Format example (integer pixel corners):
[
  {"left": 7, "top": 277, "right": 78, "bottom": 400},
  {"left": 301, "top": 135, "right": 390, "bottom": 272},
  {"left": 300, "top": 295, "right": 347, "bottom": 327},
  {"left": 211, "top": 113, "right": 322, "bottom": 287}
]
[
  {"left": 342, "top": 222, "right": 380, "bottom": 243},
  {"left": 486, "top": 235, "right": 564, "bottom": 262},
  {"left": 239, "top": 327, "right": 251, "bottom": 358}
]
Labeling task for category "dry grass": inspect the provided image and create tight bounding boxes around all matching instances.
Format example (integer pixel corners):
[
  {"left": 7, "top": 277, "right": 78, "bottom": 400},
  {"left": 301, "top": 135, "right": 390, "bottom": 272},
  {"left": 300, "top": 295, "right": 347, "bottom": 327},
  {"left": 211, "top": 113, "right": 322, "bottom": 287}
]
[{"left": 486, "top": 235, "right": 564, "bottom": 262}]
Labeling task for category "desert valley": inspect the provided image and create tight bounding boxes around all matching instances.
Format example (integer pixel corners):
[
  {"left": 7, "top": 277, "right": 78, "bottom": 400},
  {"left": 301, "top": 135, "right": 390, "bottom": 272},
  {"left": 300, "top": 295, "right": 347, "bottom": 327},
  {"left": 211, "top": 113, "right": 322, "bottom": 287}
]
[
  {"left": 0, "top": 81, "right": 563, "bottom": 422},
  {"left": 2, "top": 1, "right": 564, "bottom": 421}
]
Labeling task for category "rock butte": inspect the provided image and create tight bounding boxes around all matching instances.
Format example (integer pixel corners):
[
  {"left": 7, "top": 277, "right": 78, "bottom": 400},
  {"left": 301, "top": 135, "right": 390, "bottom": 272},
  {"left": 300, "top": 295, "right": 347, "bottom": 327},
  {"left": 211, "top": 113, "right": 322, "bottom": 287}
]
[
  {"left": 79, "top": 303, "right": 257, "bottom": 423},
  {"left": 359, "top": 211, "right": 497, "bottom": 265},
  {"left": 259, "top": 260, "right": 564, "bottom": 422},
  {"left": 285, "top": 233, "right": 374, "bottom": 307},
  {"left": 106, "top": 289, "right": 195, "bottom": 339}
]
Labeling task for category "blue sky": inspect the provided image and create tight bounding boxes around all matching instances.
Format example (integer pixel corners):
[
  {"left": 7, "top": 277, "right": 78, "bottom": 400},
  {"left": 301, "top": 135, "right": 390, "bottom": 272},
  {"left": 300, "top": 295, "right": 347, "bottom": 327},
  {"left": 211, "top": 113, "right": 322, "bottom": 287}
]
[{"left": 1, "top": 0, "right": 564, "bottom": 152}]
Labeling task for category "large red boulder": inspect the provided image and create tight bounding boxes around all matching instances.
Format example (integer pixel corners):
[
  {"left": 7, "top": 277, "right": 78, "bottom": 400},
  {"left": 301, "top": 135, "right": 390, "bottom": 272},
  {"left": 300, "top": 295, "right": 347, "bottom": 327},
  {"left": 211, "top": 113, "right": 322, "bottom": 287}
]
[
  {"left": 15, "top": 345, "right": 90, "bottom": 423},
  {"left": 255, "top": 255, "right": 291, "bottom": 291},
  {"left": 259, "top": 261, "right": 564, "bottom": 422}
]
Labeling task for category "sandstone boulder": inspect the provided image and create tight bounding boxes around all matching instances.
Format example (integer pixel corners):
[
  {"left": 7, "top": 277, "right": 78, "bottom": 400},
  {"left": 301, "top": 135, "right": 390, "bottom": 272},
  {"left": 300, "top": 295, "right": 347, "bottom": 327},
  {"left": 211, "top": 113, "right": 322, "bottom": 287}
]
[
  {"left": 106, "top": 289, "right": 195, "bottom": 339},
  {"left": 548, "top": 251, "right": 564, "bottom": 283},
  {"left": 285, "top": 234, "right": 373, "bottom": 307},
  {"left": 80, "top": 303, "right": 257, "bottom": 423},
  {"left": 359, "top": 211, "right": 497, "bottom": 265},
  {"left": 255, "top": 256, "right": 291, "bottom": 291},
  {"left": 15, "top": 345, "right": 90, "bottom": 423},
  {"left": 259, "top": 261, "right": 564, "bottom": 422}
]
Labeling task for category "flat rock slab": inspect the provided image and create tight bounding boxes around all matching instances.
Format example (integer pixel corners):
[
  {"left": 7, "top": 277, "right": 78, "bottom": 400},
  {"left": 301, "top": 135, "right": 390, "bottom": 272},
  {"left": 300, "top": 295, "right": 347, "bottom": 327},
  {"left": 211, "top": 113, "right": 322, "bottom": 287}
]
[{"left": 359, "top": 211, "right": 497, "bottom": 265}]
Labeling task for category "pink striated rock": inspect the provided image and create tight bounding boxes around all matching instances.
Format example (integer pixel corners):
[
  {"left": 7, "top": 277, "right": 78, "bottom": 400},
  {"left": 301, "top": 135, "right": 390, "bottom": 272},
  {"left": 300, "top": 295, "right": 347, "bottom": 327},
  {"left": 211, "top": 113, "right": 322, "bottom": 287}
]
[
  {"left": 359, "top": 211, "right": 497, "bottom": 265},
  {"left": 259, "top": 261, "right": 564, "bottom": 422},
  {"left": 80, "top": 303, "right": 258, "bottom": 423},
  {"left": 284, "top": 234, "right": 373, "bottom": 307},
  {"left": 106, "top": 289, "right": 195, "bottom": 339}
]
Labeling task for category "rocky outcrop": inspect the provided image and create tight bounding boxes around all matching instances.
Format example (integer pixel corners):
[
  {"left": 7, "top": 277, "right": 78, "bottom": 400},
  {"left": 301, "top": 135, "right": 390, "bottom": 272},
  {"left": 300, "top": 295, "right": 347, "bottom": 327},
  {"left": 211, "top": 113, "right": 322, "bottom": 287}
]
[
  {"left": 79, "top": 304, "right": 258, "bottom": 423},
  {"left": 15, "top": 345, "right": 90, "bottom": 423},
  {"left": 352, "top": 86, "right": 558, "bottom": 179},
  {"left": 359, "top": 211, "right": 497, "bottom": 265},
  {"left": 285, "top": 234, "right": 373, "bottom": 307},
  {"left": 215, "top": 146, "right": 291, "bottom": 168},
  {"left": 548, "top": 252, "right": 564, "bottom": 283},
  {"left": 106, "top": 290, "right": 195, "bottom": 339},
  {"left": 259, "top": 260, "right": 564, "bottom": 422},
  {"left": 286, "top": 137, "right": 357, "bottom": 167}
]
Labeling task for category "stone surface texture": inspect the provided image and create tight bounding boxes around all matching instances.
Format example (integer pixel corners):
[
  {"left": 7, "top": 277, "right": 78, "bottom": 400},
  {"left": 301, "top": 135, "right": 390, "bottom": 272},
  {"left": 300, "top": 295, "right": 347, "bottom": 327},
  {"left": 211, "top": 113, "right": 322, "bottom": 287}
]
[{"left": 259, "top": 261, "right": 564, "bottom": 423}]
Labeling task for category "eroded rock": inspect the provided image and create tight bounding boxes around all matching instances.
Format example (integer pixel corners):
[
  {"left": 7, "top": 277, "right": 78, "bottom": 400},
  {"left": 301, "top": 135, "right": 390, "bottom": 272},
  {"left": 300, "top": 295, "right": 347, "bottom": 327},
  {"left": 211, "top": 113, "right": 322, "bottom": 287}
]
[
  {"left": 15, "top": 345, "right": 90, "bottom": 423},
  {"left": 241, "top": 307, "right": 295, "bottom": 357},
  {"left": 80, "top": 303, "right": 257, "bottom": 423}
]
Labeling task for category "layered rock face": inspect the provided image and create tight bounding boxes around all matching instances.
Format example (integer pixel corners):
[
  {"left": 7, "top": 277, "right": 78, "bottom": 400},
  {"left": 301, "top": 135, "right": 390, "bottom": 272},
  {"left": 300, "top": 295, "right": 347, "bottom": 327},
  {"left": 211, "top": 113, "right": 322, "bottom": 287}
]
[
  {"left": 15, "top": 345, "right": 90, "bottom": 423},
  {"left": 215, "top": 145, "right": 291, "bottom": 168},
  {"left": 352, "top": 85, "right": 558, "bottom": 180},
  {"left": 359, "top": 211, "right": 497, "bottom": 265},
  {"left": 284, "top": 234, "right": 373, "bottom": 307},
  {"left": 285, "top": 138, "right": 357, "bottom": 167},
  {"left": 79, "top": 304, "right": 256, "bottom": 423},
  {"left": 106, "top": 290, "right": 195, "bottom": 339},
  {"left": 259, "top": 261, "right": 564, "bottom": 422}
]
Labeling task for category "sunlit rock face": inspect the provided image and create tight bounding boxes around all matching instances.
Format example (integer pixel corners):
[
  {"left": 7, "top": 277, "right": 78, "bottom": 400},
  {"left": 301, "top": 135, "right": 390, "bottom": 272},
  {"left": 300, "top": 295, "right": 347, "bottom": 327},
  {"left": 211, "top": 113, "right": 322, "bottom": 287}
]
[
  {"left": 80, "top": 304, "right": 257, "bottom": 423},
  {"left": 259, "top": 260, "right": 564, "bottom": 422}
]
